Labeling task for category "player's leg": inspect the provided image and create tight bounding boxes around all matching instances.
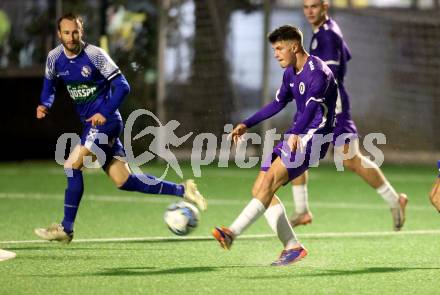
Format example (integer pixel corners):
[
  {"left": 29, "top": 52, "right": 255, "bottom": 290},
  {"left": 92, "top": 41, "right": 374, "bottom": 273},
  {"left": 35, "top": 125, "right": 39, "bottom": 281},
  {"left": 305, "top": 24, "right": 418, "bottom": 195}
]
[
  {"left": 211, "top": 171, "right": 268, "bottom": 250},
  {"left": 289, "top": 171, "right": 313, "bottom": 227},
  {"left": 428, "top": 160, "right": 440, "bottom": 212},
  {"left": 0, "top": 249, "right": 16, "bottom": 262},
  {"left": 246, "top": 172, "right": 302, "bottom": 251},
  {"left": 212, "top": 158, "right": 288, "bottom": 246},
  {"left": 212, "top": 157, "right": 307, "bottom": 265},
  {"left": 264, "top": 195, "right": 303, "bottom": 252},
  {"left": 336, "top": 140, "right": 408, "bottom": 230},
  {"left": 34, "top": 144, "right": 91, "bottom": 242},
  {"left": 103, "top": 146, "right": 206, "bottom": 211}
]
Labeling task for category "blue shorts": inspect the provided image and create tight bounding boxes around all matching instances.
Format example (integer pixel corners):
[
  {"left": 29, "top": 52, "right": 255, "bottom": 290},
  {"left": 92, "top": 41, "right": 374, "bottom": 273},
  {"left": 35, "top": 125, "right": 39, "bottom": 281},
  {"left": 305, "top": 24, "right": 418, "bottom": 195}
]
[
  {"left": 261, "top": 138, "right": 331, "bottom": 183},
  {"left": 80, "top": 119, "right": 126, "bottom": 170}
]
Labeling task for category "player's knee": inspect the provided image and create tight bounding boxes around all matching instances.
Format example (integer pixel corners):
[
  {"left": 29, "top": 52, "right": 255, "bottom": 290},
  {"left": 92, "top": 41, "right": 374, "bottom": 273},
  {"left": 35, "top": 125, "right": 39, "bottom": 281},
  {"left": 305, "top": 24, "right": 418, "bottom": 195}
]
[
  {"left": 255, "top": 178, "right": 275, "bottom": 203},
  {"left": 114, "top": 174, "right": 130, "bottom": 189},
  {"left": 115, "top": 178, "right": 128, "bottom": 189},
  {"left": 64, "top": 160, "right": 82, "bottom": 170}
]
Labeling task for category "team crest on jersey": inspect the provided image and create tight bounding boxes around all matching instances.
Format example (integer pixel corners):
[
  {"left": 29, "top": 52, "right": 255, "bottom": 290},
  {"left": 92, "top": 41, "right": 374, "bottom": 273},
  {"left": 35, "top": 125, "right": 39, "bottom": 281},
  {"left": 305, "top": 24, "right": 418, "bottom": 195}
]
[
  {"left": 311, "top": 38, "right": 318, "bottom": 50},
  {"left": 81, "top": 65, "right": 92, "bottom": 77},
  {"left": 299, "top": 82, "right": 305, "bottom": 95}
]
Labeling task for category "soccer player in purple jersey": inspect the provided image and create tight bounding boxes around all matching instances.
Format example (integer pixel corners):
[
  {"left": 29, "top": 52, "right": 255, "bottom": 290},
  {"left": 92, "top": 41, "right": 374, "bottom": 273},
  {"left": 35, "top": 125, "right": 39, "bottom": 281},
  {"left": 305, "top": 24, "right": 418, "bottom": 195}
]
[
  {"left": 288, "top": 0, "right": 407, "bottom": 231},
  {"left": 213, "top": 25, "right": 337, "bottom": 266},
  {"left": 34, "top": 13, "right": 206, "bottom": 243}
]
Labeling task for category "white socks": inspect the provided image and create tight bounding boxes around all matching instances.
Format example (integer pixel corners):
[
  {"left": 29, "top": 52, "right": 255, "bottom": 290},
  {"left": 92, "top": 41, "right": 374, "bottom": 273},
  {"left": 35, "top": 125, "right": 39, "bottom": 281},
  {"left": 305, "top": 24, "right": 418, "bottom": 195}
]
[
  {"left": 376, "top": 181, "right": 399, "bottom": 208},
  {"left": 230, "top": 198, "right": 266, "bottom": 236},
  {"left": 292, "top": 184, "right": 309, "bottom": 213},
  {"left": 264, "top": 202, "right": 299, "bottom": 249}
]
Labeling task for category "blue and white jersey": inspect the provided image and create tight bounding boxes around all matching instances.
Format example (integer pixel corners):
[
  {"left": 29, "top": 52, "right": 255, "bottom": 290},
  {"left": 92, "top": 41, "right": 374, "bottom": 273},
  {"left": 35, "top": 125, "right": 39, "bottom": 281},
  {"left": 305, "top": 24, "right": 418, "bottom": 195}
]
[{"left": 40, "top": 43, "right": 122, "bottom": 122}]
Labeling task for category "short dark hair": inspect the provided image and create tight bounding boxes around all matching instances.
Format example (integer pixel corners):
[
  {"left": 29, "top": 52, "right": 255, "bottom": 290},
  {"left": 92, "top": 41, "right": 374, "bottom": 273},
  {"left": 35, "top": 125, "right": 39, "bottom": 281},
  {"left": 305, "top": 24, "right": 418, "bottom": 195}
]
[
  {"left": 57, "top": 13, "right": 83, "bottom": 31},
  {"left": 267, "top": 25, "right": 303, "bottom": 44}
]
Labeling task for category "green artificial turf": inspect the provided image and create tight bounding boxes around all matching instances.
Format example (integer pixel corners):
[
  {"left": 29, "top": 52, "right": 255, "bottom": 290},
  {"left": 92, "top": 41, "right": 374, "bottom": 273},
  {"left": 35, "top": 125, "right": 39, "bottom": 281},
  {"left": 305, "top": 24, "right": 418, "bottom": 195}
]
[{"left": 0, "top": 161, "right": 439, "bottom": 294}]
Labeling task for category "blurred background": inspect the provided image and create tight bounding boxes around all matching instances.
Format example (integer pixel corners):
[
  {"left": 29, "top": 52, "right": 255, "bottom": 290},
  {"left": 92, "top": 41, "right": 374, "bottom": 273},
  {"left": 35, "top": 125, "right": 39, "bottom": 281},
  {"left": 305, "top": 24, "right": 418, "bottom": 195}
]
[{"left": 0, "top": 0, "right": 439, "bottom": 163}]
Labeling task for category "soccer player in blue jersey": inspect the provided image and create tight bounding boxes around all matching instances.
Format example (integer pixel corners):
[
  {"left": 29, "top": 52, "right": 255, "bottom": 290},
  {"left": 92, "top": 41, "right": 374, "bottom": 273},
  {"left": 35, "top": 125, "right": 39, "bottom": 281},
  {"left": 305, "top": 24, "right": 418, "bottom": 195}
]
[
  {"left": 288, "top": 0, "right": 407, "bottom": 230},
  {"left": 34, "top": 13, "right": 206, "bottom": 243},
  {"left": 213, "top": 25, "right": 337, "bottom": 266}
]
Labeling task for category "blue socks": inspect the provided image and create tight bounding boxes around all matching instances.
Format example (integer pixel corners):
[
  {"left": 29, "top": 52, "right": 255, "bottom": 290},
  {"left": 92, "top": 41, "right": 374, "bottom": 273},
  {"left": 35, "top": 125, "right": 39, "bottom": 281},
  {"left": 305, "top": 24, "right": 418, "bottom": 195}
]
[
  {"left": 60, "top": 172, "right": 183, "bottom": 233},
  {"left": 61, "top": 169, "right": 84, "bottom": 234},
  {"left": 119, "top": 174, "right": 184, "bottom": 197}
]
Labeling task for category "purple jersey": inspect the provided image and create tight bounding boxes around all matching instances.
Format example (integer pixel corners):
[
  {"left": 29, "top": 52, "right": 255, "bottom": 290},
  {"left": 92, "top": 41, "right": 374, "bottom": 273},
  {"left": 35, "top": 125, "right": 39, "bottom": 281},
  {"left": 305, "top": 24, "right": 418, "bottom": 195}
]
[
  {"left": 277, "top": 55, "right": 337, "bottom": 137},
  {"left": 40, "top": 43, "right": 122, "bottom": 122},
  {"left": 310, "top": 18, "right": 352, "bottom": 120},
  {"left": 246, "top": 55, "right": 337, "bottom": 181},
  {"left": 244, "top": 55, "right": 337, "bottom": 144}
]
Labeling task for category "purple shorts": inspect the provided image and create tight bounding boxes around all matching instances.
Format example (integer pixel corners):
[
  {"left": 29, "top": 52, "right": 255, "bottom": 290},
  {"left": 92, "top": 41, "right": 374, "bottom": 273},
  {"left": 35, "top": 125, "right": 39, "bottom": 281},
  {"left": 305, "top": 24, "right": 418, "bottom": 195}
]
[
  {"left": 332, "top": 115, "right": 358, "bottom": 146},
  {"left": 80, "top": 119, "right": 126, "bottom": 170},
  {"left": 261, "top": 138, "right": 331, "bottom": 183}
]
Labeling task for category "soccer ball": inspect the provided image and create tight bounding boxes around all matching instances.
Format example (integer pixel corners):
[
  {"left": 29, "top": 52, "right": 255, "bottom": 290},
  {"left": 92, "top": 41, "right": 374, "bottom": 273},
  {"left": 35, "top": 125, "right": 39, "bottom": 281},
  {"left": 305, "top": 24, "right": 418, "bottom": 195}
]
[{"left": 164, "top": 201, "right": 199, "bottom": 236}]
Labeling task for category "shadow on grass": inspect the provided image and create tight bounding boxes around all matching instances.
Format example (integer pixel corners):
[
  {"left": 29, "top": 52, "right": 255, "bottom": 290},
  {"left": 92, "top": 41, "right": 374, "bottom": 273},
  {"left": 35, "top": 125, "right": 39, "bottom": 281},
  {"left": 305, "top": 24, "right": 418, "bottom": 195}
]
[
  {"left": 24, "top": 266, "right": 218, "bottom": 277},
  {"left": 22, "top": 265, "right": 267, "bottom": 278},
  {"left": 93, "top": 266, "right": 217, "bottom": 276},
  {"left": 246, "top": 266, "right": 440, "bottom": 279},
  {"left": 7, "top": 246, "right": 166, "bottom": 251},
  {"left": 114, "top": 238, "right": 214, "bottom": 244}
]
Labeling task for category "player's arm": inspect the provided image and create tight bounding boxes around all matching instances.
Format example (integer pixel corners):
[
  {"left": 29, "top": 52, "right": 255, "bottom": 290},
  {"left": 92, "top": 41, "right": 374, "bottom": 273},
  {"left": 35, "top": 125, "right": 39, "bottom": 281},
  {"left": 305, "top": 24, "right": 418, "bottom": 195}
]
[
  {"left": 241, "top": 71, "right": 293, "bottom": 129},
  {"left": 87, "top": 74, "right": 130, "bottom": 126},
  {"left": 85, "top": 46, "right": 130, "bottom": 126},
  {"left": 99, "top": 74, "right": 130, "bottom": 119},
  {"left": 230, "top": 99, "right": 287, "bottom": 144},
  {"left": 230, "top": 71, "right": 293, "bottom": 144},
  {"left": 314, "top": 33, "right": 341, "bottom": 76},
  {"left": 37, "top": 56, "right": 58, "bottom": 119},
  {"left": 242, "top": 99, "right": 288, "bottom": 129}
]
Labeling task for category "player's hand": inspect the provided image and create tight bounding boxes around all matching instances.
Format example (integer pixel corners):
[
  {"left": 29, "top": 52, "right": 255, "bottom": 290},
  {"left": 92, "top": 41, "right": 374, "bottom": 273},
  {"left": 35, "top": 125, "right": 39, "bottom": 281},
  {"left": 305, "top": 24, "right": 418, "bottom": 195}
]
[
  {"left": 287, "top": 134, "right": 304, "bottom": 153},
  {"left": 36, "top": 105, "right": 49, "bottom": 119},
  {"left": 228, "top": 123, "right": 247, "bottom": 145},
  {"left": 86, "top": 113, "right": 107, "bottom": 126}
]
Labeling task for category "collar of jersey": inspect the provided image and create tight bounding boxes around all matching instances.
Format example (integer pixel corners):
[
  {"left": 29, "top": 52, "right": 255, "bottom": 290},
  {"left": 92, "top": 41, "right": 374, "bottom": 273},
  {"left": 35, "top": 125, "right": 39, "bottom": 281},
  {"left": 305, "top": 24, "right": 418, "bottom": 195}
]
[
  {"left": 295, "top": 55, "right": 311, "bottom": 75},
  {"left": 313, "top": 16, "right": 331, "bottom": 34}
]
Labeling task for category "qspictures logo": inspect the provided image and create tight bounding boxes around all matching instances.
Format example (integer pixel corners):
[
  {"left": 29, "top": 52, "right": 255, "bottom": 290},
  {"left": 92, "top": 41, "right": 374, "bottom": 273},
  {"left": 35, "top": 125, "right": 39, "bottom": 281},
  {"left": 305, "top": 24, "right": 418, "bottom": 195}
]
[{"left": 55, "top": 109, "right": 388, "bottom": 184}]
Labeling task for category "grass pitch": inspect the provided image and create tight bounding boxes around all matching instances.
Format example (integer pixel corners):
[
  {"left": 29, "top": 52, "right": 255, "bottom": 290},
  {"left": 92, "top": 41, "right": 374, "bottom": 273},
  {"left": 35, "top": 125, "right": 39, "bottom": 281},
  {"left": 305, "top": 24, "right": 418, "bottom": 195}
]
[{"left": 0, "top": 161, "right": 439, "bottom": 294}]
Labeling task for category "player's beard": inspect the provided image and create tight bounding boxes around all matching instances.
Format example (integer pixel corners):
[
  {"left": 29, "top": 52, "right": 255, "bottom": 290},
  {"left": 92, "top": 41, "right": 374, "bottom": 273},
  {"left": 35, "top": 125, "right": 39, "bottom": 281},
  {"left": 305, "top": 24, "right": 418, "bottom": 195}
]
[{"left": 63, "top": 40, "right": 82, "bottom": 55}]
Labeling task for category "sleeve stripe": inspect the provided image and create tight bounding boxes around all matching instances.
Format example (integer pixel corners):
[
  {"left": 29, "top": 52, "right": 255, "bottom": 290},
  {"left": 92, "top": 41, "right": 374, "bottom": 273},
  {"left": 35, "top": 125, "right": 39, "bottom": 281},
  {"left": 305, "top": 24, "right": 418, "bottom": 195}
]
[
  {"left": 300, "top": 103, "right": 328, "bottom": 146},
  {"left": 107, "top": 69, "right": 121, "bottom": 81},
  {"left": 305, "top": 97, "right": 324, "bottom": 106},
  {"left": 325, "top": 60, "right": 340, "bottom": 66},
  {"left": 275, "top": 89, "right": 281, "bottom": 102}
]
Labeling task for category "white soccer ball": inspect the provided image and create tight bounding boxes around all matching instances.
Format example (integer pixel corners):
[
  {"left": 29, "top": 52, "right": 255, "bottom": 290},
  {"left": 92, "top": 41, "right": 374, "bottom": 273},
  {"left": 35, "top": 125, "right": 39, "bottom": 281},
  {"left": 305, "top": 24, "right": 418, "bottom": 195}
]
[{"left": 164, "top": 201, "right": 199, "bottom": 236}]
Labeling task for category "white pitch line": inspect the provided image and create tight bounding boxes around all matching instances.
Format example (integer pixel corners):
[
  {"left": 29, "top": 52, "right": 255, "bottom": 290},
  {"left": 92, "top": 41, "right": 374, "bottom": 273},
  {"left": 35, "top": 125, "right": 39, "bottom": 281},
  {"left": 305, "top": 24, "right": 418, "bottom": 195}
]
[
  {"left": 0, "top": 192, "right": 433, "bottom": 211},
  {"left": 1, "top": 229, "right": 440, "bottom": 245}
]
